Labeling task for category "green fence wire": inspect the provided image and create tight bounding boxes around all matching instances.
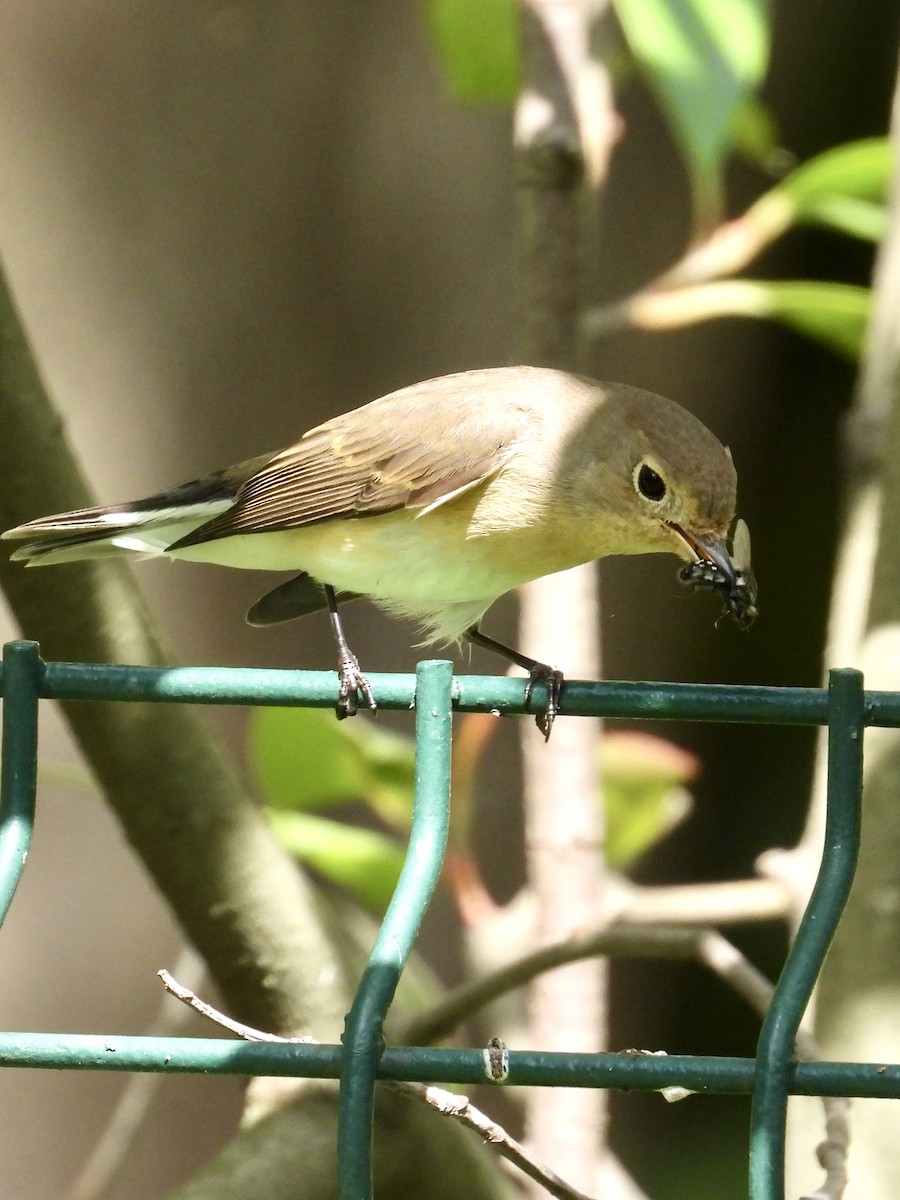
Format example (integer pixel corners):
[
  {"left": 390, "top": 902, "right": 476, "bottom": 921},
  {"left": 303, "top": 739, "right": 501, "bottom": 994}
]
[{"left": 0, "top": 638, "right": 892, "bottom": 1200}]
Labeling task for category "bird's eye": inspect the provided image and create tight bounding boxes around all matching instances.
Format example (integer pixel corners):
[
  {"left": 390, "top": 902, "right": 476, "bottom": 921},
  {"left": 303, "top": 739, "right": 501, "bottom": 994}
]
[{"left": 635, "top": 463, "right": 667, "bottom": 501}]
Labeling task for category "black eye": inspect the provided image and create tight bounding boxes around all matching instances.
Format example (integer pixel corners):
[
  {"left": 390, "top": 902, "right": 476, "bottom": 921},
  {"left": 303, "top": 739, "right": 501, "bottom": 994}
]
[{"left": 636, "top": 463, "right": 667, "bottom": 501}]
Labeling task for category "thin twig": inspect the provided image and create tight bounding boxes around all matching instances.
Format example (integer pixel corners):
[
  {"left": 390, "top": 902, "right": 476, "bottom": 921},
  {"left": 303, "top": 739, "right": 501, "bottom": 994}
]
[
  {"left": 616, "top": 877, "right": 791, "bottom": 926},
  {"left": 799, "top": 1098, "right": 850, "bottom": 1200},
  {"left": 158, "top": 969, "right": 314, "bottom": 1044},
  {"left": 401, "top": 877, "right": 791, "bottom": 1046},
  {"left": 406, "top": 1082, "right": 594, "bottom": 1200},
  {"left": 160, "top": 916, "right": 850, "bottom": 1200},
  {"left": 401, "top": 920, "right": 847, "bottom": 1200},
  {"left": 401, "top": 923, "right": 701, "bottom": 1046},
  {"left": 158, "top": 970, "right": 594, "bottom": 1200}
]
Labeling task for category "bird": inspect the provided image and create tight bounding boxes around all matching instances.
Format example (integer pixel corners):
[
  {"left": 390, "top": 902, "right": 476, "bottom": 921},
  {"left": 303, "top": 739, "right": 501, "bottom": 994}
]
[{"left": 2, "top": 366, "right": 756, "bottom": 737}]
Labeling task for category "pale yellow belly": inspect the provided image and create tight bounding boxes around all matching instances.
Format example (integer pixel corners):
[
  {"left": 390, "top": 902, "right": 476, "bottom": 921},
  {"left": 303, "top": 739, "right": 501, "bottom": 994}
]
[{"left": 170, "top": 509, "right": 544, "bottom": 605}]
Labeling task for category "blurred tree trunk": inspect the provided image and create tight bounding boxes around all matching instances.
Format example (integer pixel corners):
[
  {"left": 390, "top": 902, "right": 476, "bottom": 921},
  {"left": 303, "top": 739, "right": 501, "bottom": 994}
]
[
  {"left": 786, "top": 47, "right": 900, "bottom": 1200},
  {"left": 514, "top": 2, "right": 614, "bottom": 1193}
]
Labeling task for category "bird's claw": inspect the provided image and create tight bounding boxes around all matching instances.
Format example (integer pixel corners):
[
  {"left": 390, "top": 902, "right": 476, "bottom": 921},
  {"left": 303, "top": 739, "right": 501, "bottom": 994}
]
[
  {"left": 336, "top": 652, "right": 377, "bottom": 719},
  {"left": 524, "top": 664, "right": 565, "bottom": 741}
]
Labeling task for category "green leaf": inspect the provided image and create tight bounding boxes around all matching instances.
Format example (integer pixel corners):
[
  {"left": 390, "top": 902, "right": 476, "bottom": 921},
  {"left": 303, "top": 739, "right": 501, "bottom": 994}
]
[
  {"left": 249, "top": 707, "right": 368, "bottom": 811},
  {"left": 747, "top": 138, "right": 892, "bottom": 243},
  {"left": 727, "top": 97, "right": 782, "bottom": 171},
  {"left": 774, "top": 137, "right": 891, "bottom": 209},
  {"left": 425, "top": 0, "right": 521, "bottom": 104},
  {"left": 269, "top": 811, "right": 405, "bottom": 913},
  {"left": 603, "top": 733, "right": 698, "bottom": 867},
  {"left": 798, "top": 197, "right": 887, "bottom": 243},
  {"left": 614, "top": 0, "right": 771, "bottom": 221},
  {"left": 756, "top": 281, "right": 871, "bottom": 359},
  {"left": 630, "top": 279, "right": 871, "bottom": 358},
  {"left": 249, "top": 705, "right": 416, "bottom": 829}
]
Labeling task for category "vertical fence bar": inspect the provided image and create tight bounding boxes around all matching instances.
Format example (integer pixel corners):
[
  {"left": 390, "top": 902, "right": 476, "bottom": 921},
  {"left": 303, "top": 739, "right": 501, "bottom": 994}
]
[
  {"left": 749, "top": 668, "right": 865, "bottom": 1200},
  {"left": 337, "top": 660, "right": 453, "bottom": 1200},
  {"left": 0, "top": 641, "right": 41, "bottom": 927}
]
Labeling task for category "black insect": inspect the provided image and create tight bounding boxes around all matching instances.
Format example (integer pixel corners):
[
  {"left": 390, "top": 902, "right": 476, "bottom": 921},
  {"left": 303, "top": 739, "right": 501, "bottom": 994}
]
[{"left": 679, "top": 518, "right": 758, "bottom": 629}]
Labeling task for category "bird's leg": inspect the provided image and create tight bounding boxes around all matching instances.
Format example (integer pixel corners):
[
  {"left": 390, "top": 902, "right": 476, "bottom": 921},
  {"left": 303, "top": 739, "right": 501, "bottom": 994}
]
[
  {"left": 466, "top": 625, "right": 563, "bottom": 741},
  {"left": 324, "top": 584, "right": 376, "bottom": 718}
]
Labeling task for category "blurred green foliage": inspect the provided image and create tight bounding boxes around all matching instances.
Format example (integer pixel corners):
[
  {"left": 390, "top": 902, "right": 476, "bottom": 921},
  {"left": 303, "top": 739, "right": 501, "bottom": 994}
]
[
  {"left": 249, "top": 707, "right": 702, "bottom": 906},
  {"left": 614, "top": 0, "right": 771, "bottom": 224},
  {"left": 427, "top": 3, "right": 889, "bottom": 359},
  {"left": 425, "top": 0, "right": 521, "bottom": 103}
]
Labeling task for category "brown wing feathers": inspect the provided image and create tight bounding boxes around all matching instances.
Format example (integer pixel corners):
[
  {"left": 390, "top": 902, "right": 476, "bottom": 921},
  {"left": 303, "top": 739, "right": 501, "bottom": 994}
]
[{"left": 173, "top": 401, "right": 523, "bottom": 548}]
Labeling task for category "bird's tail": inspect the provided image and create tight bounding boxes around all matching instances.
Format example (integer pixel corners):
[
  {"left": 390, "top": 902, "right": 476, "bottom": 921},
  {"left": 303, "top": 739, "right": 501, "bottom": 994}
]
[
  {"left": 2, "top": 499, "right": 233, "bottom": 566},
  {"left": 1, "top": 455, "right": 273, "bottom": 566}
]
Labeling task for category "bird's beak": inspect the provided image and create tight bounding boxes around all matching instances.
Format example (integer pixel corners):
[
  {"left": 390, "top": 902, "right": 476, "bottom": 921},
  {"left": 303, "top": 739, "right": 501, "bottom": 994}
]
[{"left": 668, "top": 523, "right": 736, "bottom": 583}]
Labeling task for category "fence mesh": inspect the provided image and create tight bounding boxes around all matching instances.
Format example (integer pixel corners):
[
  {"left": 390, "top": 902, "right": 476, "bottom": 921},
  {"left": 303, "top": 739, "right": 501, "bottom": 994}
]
[{"left": 0, "top": 639, "right": 893, "bottom": 1200}]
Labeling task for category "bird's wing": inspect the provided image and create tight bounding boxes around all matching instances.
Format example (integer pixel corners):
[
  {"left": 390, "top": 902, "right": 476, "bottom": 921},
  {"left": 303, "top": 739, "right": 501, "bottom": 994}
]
[
  {"left": 172, "top": 387, "right": 529, "bottom": 548},
  {"left": 246, "top": 573, "right": 361, "bottom": 626}
]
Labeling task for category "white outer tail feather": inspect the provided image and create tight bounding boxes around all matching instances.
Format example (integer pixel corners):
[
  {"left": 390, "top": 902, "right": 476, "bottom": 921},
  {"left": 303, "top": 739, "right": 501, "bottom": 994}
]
[{"left": 3, "top": 499, "right": 232, "bottom": 566}]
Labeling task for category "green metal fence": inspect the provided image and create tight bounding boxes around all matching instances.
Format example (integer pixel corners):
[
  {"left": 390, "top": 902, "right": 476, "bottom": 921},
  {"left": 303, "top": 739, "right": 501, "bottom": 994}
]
[{"left": 0, "top": 637, "right": 894, "bottom": 1200}]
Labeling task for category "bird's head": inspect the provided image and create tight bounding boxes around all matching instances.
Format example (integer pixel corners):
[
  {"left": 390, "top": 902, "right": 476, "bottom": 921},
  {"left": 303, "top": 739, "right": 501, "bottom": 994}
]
[{"left": 560, "top": 383, "right": 756, "bottom": 625}]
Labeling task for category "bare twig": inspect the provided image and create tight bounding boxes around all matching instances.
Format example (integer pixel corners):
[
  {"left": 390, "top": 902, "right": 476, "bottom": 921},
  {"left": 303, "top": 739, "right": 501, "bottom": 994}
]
[
  {"left": 404, "top": 919, "right": 848, "bottom": 1200},
  {"left": 616, "top": 877, "right": 791, "bottom": 926},
  {"left": 404, "top": 877, "right": 791, "bottom": 1045},
  {"left": 160, "top": 903, "right": 849, "bottom": 1200},
  {"left": 158, "top": 970, "right": 594, "bottom": 1200},
  {"left": 158, "top": 969, "right": 314, "bottom": 1043},
  {"left": 799, "top": 1099, "right": 850, "bottom": 1200},
  {"left": 581, "top": 181, "right": 803, "bottom": 341},
  {"left": 403, "top": 923, "right": 700, "bottom": 1046},
  {"left": 408, "top": 1083, "right": 594, "bottom": 1200}
]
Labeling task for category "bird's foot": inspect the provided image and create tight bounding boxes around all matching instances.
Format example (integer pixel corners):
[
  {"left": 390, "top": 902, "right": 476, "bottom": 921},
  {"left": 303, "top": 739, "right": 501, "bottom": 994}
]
[
  {"left": 336, "top": 651, "right": 377, "bottom": 719},
  {"left": 464, "top": 625, "right": 564, "bottom": 742},
  {"left": 524, "top": 663, "right": 565, "bottom": 741}
]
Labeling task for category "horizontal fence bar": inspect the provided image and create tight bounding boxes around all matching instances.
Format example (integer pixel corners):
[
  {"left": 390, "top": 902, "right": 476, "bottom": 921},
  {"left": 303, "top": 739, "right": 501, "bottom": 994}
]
[
  {"left": 0, "top": 1034, "right": 898, "bottom": 1098},
  {"left": 37, "top": 661, "right": 417, "bottom": 710},
  {"left": 3, "top": 649, "right": 900, "bottom": 726}
]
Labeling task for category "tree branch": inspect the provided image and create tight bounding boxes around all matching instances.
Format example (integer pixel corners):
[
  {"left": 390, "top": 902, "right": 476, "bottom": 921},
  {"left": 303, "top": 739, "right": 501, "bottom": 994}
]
[
  {"left": 404, "top": 877, "right": 790, "bottom": 1045},
  {"left": 513, "top": 2, "right": 617, "bottom": 1190},
  {"left": 0, "top": 264, "right": 352, "bottom": 1036}
]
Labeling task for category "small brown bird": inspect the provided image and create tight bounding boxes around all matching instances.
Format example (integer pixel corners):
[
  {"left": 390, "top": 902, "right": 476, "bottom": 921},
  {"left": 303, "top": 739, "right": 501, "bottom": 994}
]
[{"left": 2, "top": 366, "right": 756, "bottom": 736}]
